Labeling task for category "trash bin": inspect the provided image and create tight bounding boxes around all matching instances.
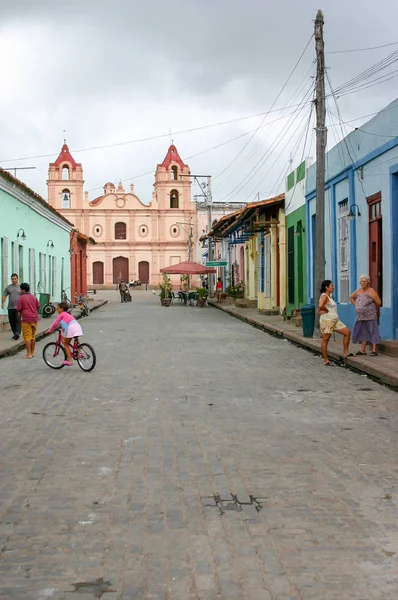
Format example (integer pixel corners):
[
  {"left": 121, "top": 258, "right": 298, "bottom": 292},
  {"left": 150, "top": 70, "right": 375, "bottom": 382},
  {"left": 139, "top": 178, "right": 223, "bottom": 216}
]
[
  {"left": 39, "top": 293, "right": 51, "bottom": 315},
  {"left": 301, "top": 304, "right": 315, "bottom": 338}
]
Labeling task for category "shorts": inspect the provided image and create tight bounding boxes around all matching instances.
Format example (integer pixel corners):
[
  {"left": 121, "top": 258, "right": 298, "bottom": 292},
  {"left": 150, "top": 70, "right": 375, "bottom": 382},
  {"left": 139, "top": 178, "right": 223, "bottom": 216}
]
[
  {"left": 320, "top": 318, "right": 346, "bottom": 335},
  {"left": 64, "top": 321, "right": 83, "bottom": 339},
  {"left": 22, "top": 322, "right": 38, "bottom": 341}
]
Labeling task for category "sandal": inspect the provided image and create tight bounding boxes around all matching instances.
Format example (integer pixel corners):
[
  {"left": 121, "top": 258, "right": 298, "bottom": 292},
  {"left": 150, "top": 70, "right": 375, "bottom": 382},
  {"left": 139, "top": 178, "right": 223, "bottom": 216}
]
[
  {"left": 370, "top": 352, "right": 378, "bottom": 356},
  {"left": 355, "top": 351, "right": 367, "bottom": 356},
  {"left": 324, "top": 361, "right": 335, "bottom": 367},
  {"left": 340, "top": 353, "right": 354, "bottom": 360}
]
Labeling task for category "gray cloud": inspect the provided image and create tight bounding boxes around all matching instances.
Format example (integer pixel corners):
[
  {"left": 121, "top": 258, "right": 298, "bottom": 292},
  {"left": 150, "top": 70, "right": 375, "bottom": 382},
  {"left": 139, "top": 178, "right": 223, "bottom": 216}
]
[{"left": 1, "top": 0, "right": 397, "bottom": 203}]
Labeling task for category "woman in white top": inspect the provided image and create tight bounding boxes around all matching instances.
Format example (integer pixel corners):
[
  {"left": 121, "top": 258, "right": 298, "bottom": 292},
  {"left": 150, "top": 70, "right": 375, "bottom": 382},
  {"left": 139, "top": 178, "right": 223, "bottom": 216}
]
[{"left": 318, "top": 280, "right": 352, "bottom": 366}]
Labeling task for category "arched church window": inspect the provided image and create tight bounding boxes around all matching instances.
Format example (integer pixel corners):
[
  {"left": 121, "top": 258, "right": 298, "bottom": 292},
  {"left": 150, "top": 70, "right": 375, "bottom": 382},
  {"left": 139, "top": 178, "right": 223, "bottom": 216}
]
[
  {"left": 170, "top": 189, "right": 179, "bottom": 209},
  {"left": 62, "top": 189, "right": 71, "bottom": 208},
  {"left": 171, "top": 165, "right": 178, "bottom": 181},
  {"left": 62, "top": 165, "right": 70, "bottom": 180},
  {"left": 115, "top": 222, "right": 127, "bottom": 240}
]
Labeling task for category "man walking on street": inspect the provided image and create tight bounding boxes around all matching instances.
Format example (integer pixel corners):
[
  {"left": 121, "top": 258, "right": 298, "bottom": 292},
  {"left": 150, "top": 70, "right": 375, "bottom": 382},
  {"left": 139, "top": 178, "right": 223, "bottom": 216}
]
[
  {"left": 17, "top": 283, "right": 40, "bottom": 359},
  {"left": 118, "top": 280, "right": 128, "bottom": 303},
  {"left": 2, "top": 273, "right": 21, "bottom": 340}
]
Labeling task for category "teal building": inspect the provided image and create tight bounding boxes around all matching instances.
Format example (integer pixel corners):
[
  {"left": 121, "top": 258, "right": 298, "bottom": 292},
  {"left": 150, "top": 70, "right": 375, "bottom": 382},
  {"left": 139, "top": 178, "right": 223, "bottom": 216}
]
[{"left": 0, "top": 168, "right": 73, "bottom": 320}]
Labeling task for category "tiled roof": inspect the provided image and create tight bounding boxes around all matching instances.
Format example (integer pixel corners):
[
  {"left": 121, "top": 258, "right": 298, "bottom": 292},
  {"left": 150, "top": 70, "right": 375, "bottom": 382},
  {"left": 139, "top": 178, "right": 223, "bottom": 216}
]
[
  {"left": 157, "top": 144, "right": 188, "bottom": 169},
  {"left": 49, "top": 143, "right": 81, "bottom": 169}
]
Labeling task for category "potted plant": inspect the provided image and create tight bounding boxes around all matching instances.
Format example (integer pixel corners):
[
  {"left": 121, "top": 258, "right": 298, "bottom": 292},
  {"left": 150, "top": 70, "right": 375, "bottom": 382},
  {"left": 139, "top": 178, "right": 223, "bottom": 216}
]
[
  {"left": 180, "top": 274, "right": 189, "bottom": 291},
  {"left": 195, "top": 287, "right": 208, "bottom": 308},
  {"left": 158, "top": 273, "right": 173, "bottom": 306}
]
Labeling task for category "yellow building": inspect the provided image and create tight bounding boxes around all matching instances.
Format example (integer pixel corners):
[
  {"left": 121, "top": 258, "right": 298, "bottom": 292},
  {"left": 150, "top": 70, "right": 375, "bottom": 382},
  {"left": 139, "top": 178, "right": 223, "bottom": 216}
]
[{"left": 207, "top": 195, "right": 286, "bottom": 314}]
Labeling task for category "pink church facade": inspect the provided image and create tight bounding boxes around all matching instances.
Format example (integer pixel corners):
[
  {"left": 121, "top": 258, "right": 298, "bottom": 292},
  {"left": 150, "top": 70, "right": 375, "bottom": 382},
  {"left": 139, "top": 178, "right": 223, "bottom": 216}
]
[{"left": 48, "top": 143, "right": 197, "bottom": 288}]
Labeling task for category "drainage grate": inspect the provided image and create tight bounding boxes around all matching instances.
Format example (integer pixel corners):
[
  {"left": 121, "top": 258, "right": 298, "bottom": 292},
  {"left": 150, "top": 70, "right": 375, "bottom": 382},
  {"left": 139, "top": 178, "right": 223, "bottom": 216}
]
[{"left": 201, "top": 493, "right": 266, "bottom": 516}]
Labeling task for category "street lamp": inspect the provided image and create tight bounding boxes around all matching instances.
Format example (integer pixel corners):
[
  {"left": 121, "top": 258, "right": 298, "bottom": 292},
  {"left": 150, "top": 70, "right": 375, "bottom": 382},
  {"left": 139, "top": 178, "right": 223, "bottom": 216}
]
[
  {"left": 348, "top": 204, "right": 361, "bottom": 221},
  {"left": 47, "top": 240, "right": 54, "bottom": 248},
  {"left": 17, "top": 228, "right": 26, "bottom": 241},
  {"left": 295, "top": 222, "right": 305, "bottom": 236}
]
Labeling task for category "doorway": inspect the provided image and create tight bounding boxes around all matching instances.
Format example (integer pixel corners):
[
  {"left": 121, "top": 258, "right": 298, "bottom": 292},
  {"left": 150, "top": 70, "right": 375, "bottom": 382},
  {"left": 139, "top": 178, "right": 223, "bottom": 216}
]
[
  {"left": 367, "top": 192, "right": 383, "bottom": 302},
  {"left": 138, "top": 260, "right": 149, "bottom": 284},
  {"left": 93, "top": 261, "right": 104, "bottom": 285},
  {"left": 113, "top": 256, "right": 129, "bottom": 284}
]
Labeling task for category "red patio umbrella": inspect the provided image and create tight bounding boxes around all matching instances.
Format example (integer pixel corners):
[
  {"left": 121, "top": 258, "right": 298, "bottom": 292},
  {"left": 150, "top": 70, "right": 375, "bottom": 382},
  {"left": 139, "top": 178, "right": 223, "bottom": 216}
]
[{"left": 160, "top": 260, "right": 216, "bottom": 275}]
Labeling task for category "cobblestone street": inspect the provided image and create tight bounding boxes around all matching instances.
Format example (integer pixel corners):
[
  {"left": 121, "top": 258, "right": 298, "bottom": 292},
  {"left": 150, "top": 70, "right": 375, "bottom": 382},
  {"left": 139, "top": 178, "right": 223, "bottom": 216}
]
[{"left": 1, "top": 291, "right": 398, "bottom": 599}]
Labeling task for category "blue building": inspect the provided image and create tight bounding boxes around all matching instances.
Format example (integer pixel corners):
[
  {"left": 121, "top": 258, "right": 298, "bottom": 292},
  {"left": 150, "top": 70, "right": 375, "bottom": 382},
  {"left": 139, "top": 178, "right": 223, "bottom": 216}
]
[{"left": 306, "top": 99, "right": 398, "bottom": 340}]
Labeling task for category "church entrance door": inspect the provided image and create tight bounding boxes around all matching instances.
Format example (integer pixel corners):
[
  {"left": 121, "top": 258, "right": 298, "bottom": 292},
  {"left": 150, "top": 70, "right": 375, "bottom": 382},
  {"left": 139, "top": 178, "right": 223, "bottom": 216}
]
[
  {"left": 113, "top": 256, "right": 129, "bottom": 284},
  {"left": 138, "top": 261, "right": 149, "bottom": 284}
]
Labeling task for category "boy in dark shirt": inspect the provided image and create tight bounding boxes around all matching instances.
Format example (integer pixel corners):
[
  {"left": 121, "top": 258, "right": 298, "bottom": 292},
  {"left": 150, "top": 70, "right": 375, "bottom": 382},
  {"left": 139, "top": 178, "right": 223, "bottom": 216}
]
[{"left": 17, "top": 283, "right": 40, "bottom": 359}]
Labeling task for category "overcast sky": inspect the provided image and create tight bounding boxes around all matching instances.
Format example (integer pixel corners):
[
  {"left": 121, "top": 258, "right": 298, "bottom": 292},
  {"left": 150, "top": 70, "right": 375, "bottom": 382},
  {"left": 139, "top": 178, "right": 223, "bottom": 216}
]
[{"left": 1, "top": 0, "right": 398, "bottom": 205}]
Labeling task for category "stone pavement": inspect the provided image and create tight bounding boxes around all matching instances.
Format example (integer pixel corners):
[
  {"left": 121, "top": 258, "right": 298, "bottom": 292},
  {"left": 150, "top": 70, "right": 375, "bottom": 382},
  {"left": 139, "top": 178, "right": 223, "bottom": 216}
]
[
  {"left": 210, "top": 300, "right": 398, "bottom": 388},
  {"left": 1, "top": 290, "right": 398, "bottom": 599},
  {"left": 0, "top": 297, "right": 108, "bottom": 359}
]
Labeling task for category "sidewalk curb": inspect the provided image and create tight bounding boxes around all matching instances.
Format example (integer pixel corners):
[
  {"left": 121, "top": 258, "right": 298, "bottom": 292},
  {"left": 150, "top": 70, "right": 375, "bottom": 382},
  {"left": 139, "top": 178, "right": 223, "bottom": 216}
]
[
  {"left": 209, "top": 301, "right": 398, "bottom": 389},
  {"left": 0, "top": 300, "right": 108, "bottom": 360}
]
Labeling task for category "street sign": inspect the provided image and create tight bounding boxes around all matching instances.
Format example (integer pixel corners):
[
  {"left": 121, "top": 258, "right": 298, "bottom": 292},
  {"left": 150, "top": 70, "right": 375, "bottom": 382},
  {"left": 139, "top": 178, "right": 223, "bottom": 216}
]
[{"left": 206, "top": 261, "right": 227, "bottom": 267}]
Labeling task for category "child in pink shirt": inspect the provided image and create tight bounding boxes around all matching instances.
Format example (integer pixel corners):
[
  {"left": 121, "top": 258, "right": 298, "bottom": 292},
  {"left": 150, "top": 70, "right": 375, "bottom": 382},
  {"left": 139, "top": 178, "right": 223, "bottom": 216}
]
[{"left": 49, "top": 302, "right": 83, "bottom": 366}]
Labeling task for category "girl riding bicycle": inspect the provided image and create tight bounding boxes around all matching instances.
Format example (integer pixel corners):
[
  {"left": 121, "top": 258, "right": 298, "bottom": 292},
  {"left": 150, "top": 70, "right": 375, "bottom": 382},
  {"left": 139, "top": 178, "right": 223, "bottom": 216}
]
[{"left": 48, "top": 302, "right": 83, "bottom": 366}]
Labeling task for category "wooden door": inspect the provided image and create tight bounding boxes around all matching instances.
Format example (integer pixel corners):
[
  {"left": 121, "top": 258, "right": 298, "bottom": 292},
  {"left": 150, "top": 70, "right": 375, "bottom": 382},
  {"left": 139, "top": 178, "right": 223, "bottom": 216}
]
[
  {"left": 367, "top": 193, "right": 383, "bottom": 302},
  {"left": 113, "top": 256, "right": 129, "bottom": 284},
  {"left": 93, "top": 261, "right": 104, "bottom": 285},
  {"left": 138, "top": 261, "right": 149, "bottom": 283},
  {"left": 287, "top": 226, "right": 295, "bottom": 305}
]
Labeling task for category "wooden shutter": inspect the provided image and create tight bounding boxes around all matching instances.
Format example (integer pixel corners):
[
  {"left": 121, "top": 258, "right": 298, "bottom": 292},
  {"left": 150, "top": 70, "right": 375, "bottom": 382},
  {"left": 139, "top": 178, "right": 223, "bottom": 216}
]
[
  {"left": 287, "top": 226, "right": 295, "bottom": 304},
  {"left": 338, "top": 200, "right": 350, "bottom": 303},
  {"left": 13, "top": 242, "right": 19, "bottom": 275},
  {"left": 264, "top": 235, "right": 271, "bottom": 297},
  {"left": 52, "top": 256, "right": 57, "bottom": 298},
  {"left": 2, "top": 237, "right": 9, "bottom": 291},
  {"left": 29, "top": 249, "right": 36, "bottom": 292}
]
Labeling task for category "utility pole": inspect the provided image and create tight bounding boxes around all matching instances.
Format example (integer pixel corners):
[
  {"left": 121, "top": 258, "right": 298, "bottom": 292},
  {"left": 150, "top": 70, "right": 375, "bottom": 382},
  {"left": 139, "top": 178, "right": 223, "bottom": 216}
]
[
  {"left": 206, "top": 175, "right": 214, "bottom": 298},
  {"left": 187, "top": 216, "right": 193, "bottom": 261},
  {"left": 314, "top": 9, "right": 326, "bottom": 332}
]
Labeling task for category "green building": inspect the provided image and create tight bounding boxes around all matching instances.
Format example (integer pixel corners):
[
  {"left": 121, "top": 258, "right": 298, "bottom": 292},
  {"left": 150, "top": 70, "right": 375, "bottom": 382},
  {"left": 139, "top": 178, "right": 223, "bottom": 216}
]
[{"left": 285, "top": 160, "right": 310, "bottom": 317}]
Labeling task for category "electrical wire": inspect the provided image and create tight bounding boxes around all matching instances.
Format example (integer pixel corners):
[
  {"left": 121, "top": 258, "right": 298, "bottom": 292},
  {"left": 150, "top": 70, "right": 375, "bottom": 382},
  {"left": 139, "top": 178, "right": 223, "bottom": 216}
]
[
  {"left": 241, "top": 103, "right": 314, "bottom": 204},
  {"left": 217, "top": 83, "right": 315, "bottom": 202},
  {"left": 211, "top": 34, "right": 314, "bottom": 183},
  {"left": 327, "top": 40, "right": 398, "bottom": 54},
  {"left": 227, "top": 87, "right": 315, "bottom": 203},
  {"left": 331, "top": 50, "right": 398, "bottom": 96},
  {"left": 213, "top": 62, "right": 316, "bottom": 192},
  {"left": 85, "top": 105, "right": 315, "bottom": 193},
  {"left": 0, "top": 101, "right": 314, "bottom": 165}
]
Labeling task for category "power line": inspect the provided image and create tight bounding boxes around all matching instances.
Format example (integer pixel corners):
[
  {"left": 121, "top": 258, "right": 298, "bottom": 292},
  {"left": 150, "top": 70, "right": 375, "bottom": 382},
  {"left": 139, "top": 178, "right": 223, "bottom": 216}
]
[
  {"left": 223, "top": 86, "right": 315, "bottom": 203},
  {"left": 327, "top": 40, "right": 398, "bottom": 54},
  {"left": 213, "top": 62, "right": 316, "bottom": 191},
  {"left": 0, "top": 102, "right": 313, "bottom": 165},
  {"left": 332, "top": 50, "right": 398, "bottom": 95},
  {"left": 211, "top": 34, "right": 314, "bottom": 183},
  {"left": 86, "top": 105, "right": 313, "bottom": 193}
]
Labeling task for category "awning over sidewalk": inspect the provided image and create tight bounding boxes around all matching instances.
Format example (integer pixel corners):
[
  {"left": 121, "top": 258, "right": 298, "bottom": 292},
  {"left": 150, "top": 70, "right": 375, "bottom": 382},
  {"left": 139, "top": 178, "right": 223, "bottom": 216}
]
[{"left": 160, "top": 260, "right": 216, "bottom": 275}]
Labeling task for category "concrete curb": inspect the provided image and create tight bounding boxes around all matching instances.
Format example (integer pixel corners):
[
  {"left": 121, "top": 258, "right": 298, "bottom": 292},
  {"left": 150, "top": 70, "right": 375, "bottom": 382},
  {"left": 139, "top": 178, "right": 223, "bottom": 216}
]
[
  {"left": 0, "top": 300, "right": 108, "bottom": 360},
  {"left": 209, "top": 301, "right": 398, "bottom": 389}
]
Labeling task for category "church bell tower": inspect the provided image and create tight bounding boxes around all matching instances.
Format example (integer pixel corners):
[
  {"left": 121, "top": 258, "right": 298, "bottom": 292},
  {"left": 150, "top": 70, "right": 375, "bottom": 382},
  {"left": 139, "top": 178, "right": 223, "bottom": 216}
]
[
  {"left": 153, "top": 144, "right": 192, "bottom": 210},
  {"left": 47, "top": 142, "right": 84, "bottom": 211}
]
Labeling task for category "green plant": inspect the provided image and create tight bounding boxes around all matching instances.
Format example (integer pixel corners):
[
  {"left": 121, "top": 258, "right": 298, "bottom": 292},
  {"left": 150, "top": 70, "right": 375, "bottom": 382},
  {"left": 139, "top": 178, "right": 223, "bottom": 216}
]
[
  {"left": 180, "top": 274, "right": 189, "bottom": 290},
  {"left": 158, "top": 273, "right": 173, "bottom": 299},
  {"left": 195, "top": 287, "right": 208, "bottom": 299},
  {"left": 225, "top": 280, "right": 245, "bottom": 298}
]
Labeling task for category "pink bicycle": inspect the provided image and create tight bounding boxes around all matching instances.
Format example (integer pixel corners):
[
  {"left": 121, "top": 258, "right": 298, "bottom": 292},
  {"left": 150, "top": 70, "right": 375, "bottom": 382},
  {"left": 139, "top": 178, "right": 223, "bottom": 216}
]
[{"left": 42, "top": 330, "right": 96, "bottom": 372}]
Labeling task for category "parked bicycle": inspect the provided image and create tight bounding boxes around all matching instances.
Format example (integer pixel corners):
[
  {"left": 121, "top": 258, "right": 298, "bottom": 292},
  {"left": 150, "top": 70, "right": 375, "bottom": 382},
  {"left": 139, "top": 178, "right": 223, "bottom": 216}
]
[
  {"left": 43, "top": 330, "right": 96, "bottom": 372},
  {"left": 75, "top": 294, "right": 90, "bottom": 317}
]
